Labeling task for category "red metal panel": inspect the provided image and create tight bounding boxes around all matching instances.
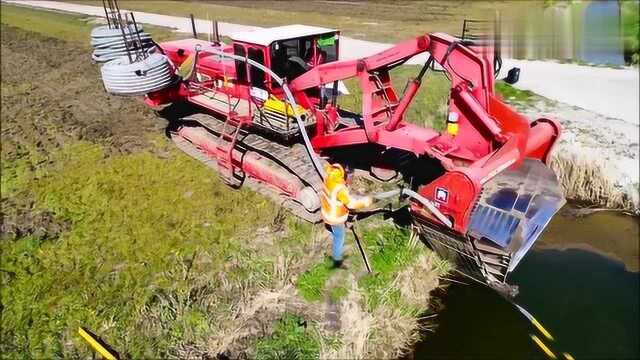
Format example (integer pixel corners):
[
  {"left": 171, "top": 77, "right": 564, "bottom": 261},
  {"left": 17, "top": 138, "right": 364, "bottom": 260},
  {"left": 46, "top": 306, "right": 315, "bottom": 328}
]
[
  {"left": 414, "top": 171, "right": 480, "bottom": 232},
  {"left": 361, "top": 36, "right": 429, "bottom": 71},
  {"left": 525, "top": 118, "right": 561, "bottom": 164},
  {"left": 311, "top": 128, "right": 369, "bottom": 149},
  {"left": 290, "top": 59, "right": 360, "bottom": 90}
]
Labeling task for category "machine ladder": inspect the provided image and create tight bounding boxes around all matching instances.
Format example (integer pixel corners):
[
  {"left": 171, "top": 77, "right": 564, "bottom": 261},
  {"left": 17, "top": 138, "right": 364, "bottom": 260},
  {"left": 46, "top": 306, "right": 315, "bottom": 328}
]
[{"left": 215, "top": 109, "right": 247, "bottom": 185}]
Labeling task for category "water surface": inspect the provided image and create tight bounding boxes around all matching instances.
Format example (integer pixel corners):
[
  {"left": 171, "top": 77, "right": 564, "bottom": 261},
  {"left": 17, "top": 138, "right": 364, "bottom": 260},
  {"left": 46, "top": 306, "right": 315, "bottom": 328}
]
[{"left": 411, "top": 210, "right": 639, "bottom": 359}]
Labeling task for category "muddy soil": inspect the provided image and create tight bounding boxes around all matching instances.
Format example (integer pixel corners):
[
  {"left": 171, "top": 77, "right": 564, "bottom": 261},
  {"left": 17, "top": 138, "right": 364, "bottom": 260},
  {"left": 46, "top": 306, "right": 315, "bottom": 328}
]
[
  {"left": 0, "top": 24, "right": 165, "bottom": 155},
  {"left": 0, "top": 25, "right": 166, "bottom": 240}
]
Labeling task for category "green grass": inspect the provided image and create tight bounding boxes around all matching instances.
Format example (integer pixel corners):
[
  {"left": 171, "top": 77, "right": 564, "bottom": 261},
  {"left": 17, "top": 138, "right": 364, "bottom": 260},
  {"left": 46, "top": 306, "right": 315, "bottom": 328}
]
[
  {"left": 621, "top": 0, "right": 640, "bottom": 64},
  {"left": 254, "top": 314, "right": 321, "bottom": 360},
  {"left": 339, "top": 66, "right": 451, "bottom": 131},
  {"left": 1, "top": 156, "right": 33, "bottom": 197},
  {"left": 357, "top": 226, "right": 421, "bottom": 311},
  {"left": 495, "top": 80, "right": 536, "bottom": 105},
  {"left": 1, "top": 3, "right": 94, "bottom": 44},
  {"left": 296, "top": 224, "right": 443, "bottom": 312},
  {"left": 328, "top": 285, "right": 348, "bottom": 302},
  {"left": 296, "top": 257, "right": 334, "bottom": 302},
  {"left": 1, "top": 3, "right": 181, "bottom": 44},
  {"left": 0, "top": 142, "right": 279, "bottom": 357},
  {"left": 67, "top": 0, "right": 518, "bottom": 43}
]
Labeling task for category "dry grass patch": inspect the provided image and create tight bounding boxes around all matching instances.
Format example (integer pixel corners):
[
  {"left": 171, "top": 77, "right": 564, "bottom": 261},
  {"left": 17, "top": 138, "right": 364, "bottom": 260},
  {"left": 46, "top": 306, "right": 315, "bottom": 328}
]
[
  {"left": 550, "top": 147, "right": 635, "bottom": 210},
  {"left": 204, "top": 285, "right": 319, "bottom": 356},
  {"left": 394, "top": 251, "right": 445, "bottom": 309},
  {"left": 320, "top": 275, "right": 373, "bottom": 359},
  {"left": 315, "top": 227, "right": 450, "bottom": 359}
]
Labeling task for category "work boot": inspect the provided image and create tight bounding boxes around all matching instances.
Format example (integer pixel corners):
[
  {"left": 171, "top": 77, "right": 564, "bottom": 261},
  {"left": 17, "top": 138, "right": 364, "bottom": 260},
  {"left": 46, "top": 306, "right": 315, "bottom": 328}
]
[{"left": 332, "top": 259, "right": 348, "bottom": 269}]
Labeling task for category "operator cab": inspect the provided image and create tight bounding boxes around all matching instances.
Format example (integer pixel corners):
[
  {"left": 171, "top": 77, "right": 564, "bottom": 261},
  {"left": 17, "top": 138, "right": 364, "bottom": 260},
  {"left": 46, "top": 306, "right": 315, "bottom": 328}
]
[{"left": 230, "top": 25, "right": 339, "bottom": 95}]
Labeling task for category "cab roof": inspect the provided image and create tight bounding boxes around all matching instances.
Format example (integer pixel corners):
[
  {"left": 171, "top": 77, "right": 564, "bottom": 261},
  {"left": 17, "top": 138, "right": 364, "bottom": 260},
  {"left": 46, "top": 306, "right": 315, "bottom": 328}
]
[{"left": 231, "top": 24, "right": 337, "bottom": 46}]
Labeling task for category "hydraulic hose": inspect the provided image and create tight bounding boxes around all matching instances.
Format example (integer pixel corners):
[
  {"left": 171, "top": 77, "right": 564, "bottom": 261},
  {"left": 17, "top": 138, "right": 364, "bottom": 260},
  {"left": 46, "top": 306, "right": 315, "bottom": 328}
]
[
  {"left": 372, "top": 188, "right": 452, "bottom": 228},
  {"left": 200, "top": 48, "right": 326, "bottom": 180}
]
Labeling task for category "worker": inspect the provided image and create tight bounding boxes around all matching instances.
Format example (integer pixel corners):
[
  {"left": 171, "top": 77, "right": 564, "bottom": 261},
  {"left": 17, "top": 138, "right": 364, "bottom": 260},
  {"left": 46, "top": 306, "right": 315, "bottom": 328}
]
[{"left": 320, "top": 163, "right": 373, "bottom": 268}]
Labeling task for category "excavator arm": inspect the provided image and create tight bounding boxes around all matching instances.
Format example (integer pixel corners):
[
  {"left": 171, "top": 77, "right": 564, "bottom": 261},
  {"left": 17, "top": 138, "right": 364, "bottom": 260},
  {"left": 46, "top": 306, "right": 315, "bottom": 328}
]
[
  {"left": 291, "top": 36, "right": 430, "bottom": 91},
  {"left": 292, "top": 32, "right": 563, "bottom": 262},
  {"left": 291, "top": 32, "right": 508, "bottom": 154}
]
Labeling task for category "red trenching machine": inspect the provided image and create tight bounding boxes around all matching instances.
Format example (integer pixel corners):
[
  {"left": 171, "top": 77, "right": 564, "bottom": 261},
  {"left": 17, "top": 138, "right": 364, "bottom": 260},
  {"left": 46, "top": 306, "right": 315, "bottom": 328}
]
[{"left": 97, "top": 6, "right": 565, "bottom": 291}]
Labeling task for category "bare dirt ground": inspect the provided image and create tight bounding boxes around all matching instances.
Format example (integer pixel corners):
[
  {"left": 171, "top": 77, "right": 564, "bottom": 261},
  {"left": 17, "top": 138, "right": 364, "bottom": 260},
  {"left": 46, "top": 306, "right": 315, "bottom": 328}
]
[
  {"left": 1, "top": 24, "right": 167, "bottom": 240},
  {"left": 0, "top": 25, "right": 164, "bottom": 153}
]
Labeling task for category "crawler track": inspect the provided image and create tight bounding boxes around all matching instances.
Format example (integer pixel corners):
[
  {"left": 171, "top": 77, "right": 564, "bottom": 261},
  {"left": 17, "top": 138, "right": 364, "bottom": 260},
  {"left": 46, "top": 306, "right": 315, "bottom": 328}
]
[{"left": 169, "top": 113, "right": 324, "bottom": 222}]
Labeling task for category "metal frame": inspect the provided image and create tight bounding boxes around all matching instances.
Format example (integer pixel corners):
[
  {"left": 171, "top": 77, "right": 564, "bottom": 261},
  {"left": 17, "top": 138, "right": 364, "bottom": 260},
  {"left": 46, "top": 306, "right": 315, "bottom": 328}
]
[{"left": 101, "top": 0, "right": 148, "bottom": 63}]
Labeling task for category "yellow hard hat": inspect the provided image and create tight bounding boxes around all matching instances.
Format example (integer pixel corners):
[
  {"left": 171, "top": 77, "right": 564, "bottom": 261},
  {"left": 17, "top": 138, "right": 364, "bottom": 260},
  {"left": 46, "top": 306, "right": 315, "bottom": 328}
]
[{"left": 325, "top": 163, "right": 345, "bottom": 181}]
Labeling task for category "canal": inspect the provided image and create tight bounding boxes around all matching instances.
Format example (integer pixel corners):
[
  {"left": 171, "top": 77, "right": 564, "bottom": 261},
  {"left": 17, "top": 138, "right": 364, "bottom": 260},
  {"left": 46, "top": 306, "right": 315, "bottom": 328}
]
[{"left": 411, "top": 209, "right": 639, "bottom": 359}]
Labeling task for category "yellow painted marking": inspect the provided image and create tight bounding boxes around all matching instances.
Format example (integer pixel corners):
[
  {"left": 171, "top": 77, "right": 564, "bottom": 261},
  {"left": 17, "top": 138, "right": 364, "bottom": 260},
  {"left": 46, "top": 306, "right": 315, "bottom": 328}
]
[
  {"left": 78, "top": 327, "right": 117, "bottom": 360},
  {"left": 531, "top": 317, "right": 555, "bottom": 341},
  {"left": 446, "top": 122, "right": 459, "bottom": 136},
  {"left": 563, "top": 352, "right": 575, "bottom": 360},
  {"left": 514, "top": 303, "right": 555, "bottom": 341},
  {"left": 531, "top": 334, "right": 557, "bottom": 359},
  {"left": 263, "top": 95, "right": 306, "bottom": 117}
]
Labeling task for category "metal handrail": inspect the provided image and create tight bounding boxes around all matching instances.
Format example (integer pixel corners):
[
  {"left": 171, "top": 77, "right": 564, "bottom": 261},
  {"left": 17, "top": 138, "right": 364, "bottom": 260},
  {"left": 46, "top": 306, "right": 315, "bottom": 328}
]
[{"left": 188, "top": 47, "right": 326, "bottom": 180}]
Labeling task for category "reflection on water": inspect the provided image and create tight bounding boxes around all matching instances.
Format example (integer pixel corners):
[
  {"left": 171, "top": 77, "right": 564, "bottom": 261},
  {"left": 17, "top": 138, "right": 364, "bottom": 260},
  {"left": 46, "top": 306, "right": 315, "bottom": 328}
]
[
  {"left": 411, "top": 210, "right": 639, "bottom": 359},
  {"left": 501, "top": 1, "right": 626, "bottom": 65},
  {"left": 511, "top": 248, "right": 639, "bottom": 359},
  {"left": 540, "top": 209, "right": 639, "bottom": 272}
]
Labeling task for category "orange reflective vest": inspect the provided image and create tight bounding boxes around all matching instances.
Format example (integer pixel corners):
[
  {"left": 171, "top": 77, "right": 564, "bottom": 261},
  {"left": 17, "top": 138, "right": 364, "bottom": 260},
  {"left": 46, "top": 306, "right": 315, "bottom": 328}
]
[{"left": 320, "top": 181, "right": 371, "bottom": 225}]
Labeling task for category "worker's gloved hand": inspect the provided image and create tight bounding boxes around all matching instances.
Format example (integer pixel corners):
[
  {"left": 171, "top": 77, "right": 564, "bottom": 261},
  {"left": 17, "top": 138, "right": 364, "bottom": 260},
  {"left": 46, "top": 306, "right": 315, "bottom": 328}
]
[
  {"left": 398, "top": 185, "right": 408, "bottom": 201},
  {"left": 363, "top": 196, "right": 373, "bottom": 208}
]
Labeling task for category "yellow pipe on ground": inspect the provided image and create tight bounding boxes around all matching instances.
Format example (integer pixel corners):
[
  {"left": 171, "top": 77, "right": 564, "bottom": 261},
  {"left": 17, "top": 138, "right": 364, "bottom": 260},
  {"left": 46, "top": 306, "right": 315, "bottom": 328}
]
[
  {"left": 515, "top": 303, "right": 554, "bottom": 341},
  {"left": 78, "top": 327, "right": 118, "bottom": 360}
]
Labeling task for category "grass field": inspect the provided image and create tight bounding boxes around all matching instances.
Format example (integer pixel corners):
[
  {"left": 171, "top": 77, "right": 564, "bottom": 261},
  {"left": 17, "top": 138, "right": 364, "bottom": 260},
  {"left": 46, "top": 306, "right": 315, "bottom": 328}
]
[
  {"left": 621, "top": 0, "right": 640, "bottom": 64},
  {"left": 68, "top": 0, "right": 527, "bottom": 43},
  {"left": 0, "top": 4, "right": 451, "bottom": 358}
]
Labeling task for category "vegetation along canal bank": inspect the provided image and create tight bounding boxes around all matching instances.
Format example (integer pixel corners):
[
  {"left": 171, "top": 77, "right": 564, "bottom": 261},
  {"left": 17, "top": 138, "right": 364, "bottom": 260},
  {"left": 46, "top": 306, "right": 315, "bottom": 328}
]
[{"left": 1, "top": 3, "right": 638, "bottom": 359}]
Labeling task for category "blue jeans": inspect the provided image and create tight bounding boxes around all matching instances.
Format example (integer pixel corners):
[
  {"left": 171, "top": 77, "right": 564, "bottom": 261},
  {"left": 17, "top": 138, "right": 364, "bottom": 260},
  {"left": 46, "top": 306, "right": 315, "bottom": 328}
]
[{"left": 330, "top": 224, "right": 346, "bottom": 261}]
